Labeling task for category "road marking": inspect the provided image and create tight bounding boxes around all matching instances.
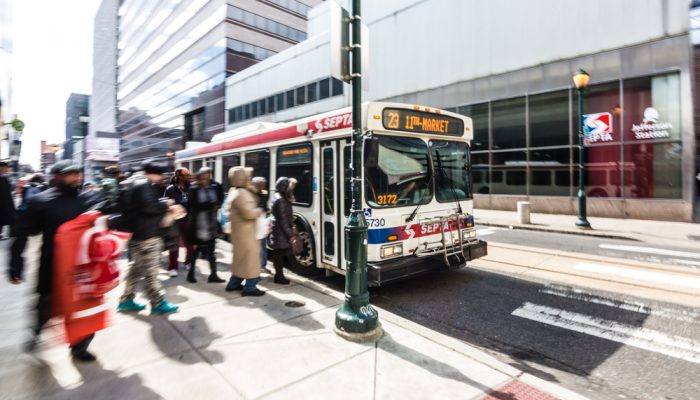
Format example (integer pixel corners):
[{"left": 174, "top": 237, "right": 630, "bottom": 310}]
[
  {"left": 512, "top": 302, "right": 700, "bottom": 364},
  {"left": 574, "top": 262, "right": 700, "bottom": 290},
  {"left": 540, "top": 285, "right": 700, "bottom": 323},
  {"left": 599, "top": 243, "right": 700, "bottom": 260},
  {"left": 672, "top": 259, "right": 700, "bottom": 268},
  {"left": 476, "top": 228, "right": 499, "bottom": 236}
]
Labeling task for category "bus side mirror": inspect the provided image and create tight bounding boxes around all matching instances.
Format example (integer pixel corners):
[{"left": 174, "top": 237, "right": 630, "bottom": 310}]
[{"left": 364, "top": 137, "right": 379, "bottom": 168}]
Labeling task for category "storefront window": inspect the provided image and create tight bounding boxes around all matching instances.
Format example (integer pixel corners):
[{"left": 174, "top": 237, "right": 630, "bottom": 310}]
[
  {"left": 491, "top": 151, "right": 526, "bottom": 195},
  {"left": 458, "top": 102, "right": 489, "bottom": 151},
  {"left": 577, "top": 145, "right": 621, "bottom": 198},
  {"left": 623, "top": 73, "right": 681, "bottom": 142},
  {"left": 624, "top": 142, "right": 682, "bottom": 199},
  {"left": 530, "top": 90, "right": 570, "bottom": 147},
  {"left": 471, "top": 153, "right": 490, "bottom": 195},
  {"left": 579, "top": 81, "right": 621, "bottom": 143},
  {"left": 529, "top": 147, "right": 571, "bottom": 196},
  {"left": 492, "top": 97, "right": 526, "bottom": 149}
]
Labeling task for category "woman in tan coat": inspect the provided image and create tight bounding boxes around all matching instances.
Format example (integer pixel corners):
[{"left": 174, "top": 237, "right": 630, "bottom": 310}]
[{"left": 225, "top": 167, "right": 265, "bottom": 296}]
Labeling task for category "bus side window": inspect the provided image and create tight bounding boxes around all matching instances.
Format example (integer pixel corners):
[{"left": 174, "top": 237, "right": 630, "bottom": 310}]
[{"left": 245, "top": 150, "right": 270, "bottom": 188}]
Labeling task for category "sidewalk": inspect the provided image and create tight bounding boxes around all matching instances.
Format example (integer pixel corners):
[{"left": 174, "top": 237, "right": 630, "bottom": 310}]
[
  {"left": 0, "top": 239, "right": 588, "bottom": 400},
  {"left": 474, "top": 208, "right": 700, "bottom": 249}
]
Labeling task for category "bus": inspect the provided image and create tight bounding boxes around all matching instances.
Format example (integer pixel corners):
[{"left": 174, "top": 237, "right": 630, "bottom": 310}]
[{"left": 175, "top": 102, "right": 487, "bottom": 286}]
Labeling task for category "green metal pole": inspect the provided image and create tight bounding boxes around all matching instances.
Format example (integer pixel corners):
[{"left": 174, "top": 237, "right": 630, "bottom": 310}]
[
  {"left": 576, "top": 88, "right": 591, "bottom": 228},
  {"left": 335, "top": 0, "right": 381, "bottom": 341}
]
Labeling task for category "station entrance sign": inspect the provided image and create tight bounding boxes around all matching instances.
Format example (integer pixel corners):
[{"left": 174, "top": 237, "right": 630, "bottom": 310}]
[{"left": 582, "top": 112, "right": 613, "bottom": 145}]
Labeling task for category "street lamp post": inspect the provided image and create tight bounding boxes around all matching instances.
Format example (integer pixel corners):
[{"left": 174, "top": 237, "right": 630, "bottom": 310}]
[
  {"left": 573, "top": 68, "right": 591, "bottom": 229},
  {"left": 334, "top": 0, "right": 382, "bottom": 342}
]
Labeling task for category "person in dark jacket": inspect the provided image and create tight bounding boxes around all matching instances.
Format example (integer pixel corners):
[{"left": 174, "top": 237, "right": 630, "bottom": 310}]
[
  {"left": 186, "top": 167, "right": 225, "bottom": 283},
  {"left": 269, "top": 177, "right": 297, "bottom": 285},
  {"left": 117, "top": 160, "right": 179, "bottom": 314},
  {"left": 164, "top": 167, "right": 193, "bottom": 277},
  {"left": 8, "top": 174, "right": 46, "bottom": 282},
  {"left": 19, "top": 160, "right": 103, "bottom": 361},
  {"left": 0, "top": 161, "right": 15, "bottom": 239}
]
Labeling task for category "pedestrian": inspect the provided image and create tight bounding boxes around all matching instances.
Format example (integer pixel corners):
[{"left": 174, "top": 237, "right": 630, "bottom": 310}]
[
  {"left": 225, "top": 166, "right": 265, "bottom": 296},
  {"left": 164, "top": 167, "right": 193, "bottom": 277},
  {"left": 117, "top": 159, "right": 179, "bottom": 314},
  {"left": 8, "top": 174, "right": 46, "bottom": 283},
  {"left": 186, "top": 167, "right": 225, "bottom": 283},
  {"left": 252, "top": 177, "right": 270, "bottom": 274},
  {"left": 100, "top": 165, "right": 120, "bottom": 214},
  {"left": 17, "top": 160, "right": 103, "bottom": 361},
  {"left": 0, "top": 161, "right": 15, "bottom": 240},
  {"left": 269, "top": 177, "right": 297, "bottom": 285}
]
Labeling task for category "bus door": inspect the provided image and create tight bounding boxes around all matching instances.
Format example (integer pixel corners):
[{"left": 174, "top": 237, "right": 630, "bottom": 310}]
[
  {"left": 321, "top": 142, "right": 339, "bottom": 267},
  {"left": 338, "top": 140, "right": 353, "bottom": 270}
]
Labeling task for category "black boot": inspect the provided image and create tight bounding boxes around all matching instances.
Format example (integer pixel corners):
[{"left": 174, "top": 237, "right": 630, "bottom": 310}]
[
  {"left": 208, "top": 273, "right": 225, "bottom": 283},
  {"left": 187, "top": 265, "right": 197, "bottom": 283},
  {"left": 274, "top": 272, "right": 290, "bottom": 285}
]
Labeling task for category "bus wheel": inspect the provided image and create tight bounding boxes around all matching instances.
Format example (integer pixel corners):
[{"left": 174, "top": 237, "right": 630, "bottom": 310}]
[{"left": 288, "top": 224, "right": 317, "bottom": 273}]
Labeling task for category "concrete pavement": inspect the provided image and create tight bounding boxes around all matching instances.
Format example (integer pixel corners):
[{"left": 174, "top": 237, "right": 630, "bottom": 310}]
[
  {"left": 0, "top": 237, "right": 586, "bottom": 400},
  {"left": 474, "top": 209, "right": 700, "bottom": 249}
]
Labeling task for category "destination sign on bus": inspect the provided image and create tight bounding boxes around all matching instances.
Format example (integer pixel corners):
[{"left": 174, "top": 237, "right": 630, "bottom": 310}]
[{"left": 382, "top": 108, "right": 464, "bottom": 136}]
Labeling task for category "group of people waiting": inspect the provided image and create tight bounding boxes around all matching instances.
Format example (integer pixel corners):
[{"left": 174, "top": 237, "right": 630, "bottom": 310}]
[{"left": 1, "top": 158, "right": 300, "bottom": 362}]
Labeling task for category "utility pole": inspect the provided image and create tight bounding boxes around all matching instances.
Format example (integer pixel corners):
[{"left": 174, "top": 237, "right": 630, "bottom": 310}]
[{"left": 334, "top": 0, "right": 382, "bottom": 342}]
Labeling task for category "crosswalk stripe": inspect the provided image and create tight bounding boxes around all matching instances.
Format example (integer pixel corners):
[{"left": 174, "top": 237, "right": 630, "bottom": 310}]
[
  {"left": 540, "top": 285, "right": 700, "bottom": 323},
  {"left": 512, "top": 302, "right": 700, "bottom": 364},
  {"left": 574, "top": 262, "right": 700, "bottom": 289},
  {"left": 599, "top": 243, "right": 700, "bottom": 260}
]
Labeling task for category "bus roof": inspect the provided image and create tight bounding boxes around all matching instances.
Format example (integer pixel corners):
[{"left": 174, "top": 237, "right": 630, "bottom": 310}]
[{"left": 175, "top": 102, "right": 472, "bottom": 160}]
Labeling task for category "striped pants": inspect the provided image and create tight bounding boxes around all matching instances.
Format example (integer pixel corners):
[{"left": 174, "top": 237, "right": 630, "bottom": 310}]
[{"left": 120, "top": 237, "right": 165, "bottom": 306}]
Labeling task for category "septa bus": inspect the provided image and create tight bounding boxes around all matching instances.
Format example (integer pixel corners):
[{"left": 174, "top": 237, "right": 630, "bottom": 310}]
[{"left": 175, "top": 102, "right": 487, "bottom": 286}]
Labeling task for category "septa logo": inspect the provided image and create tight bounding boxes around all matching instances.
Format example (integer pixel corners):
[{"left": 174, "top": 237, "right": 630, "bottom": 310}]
[
  {"left": 313, "top": 112, "right": 352, "bottom": 133},
  {"left": 583, "top": 112, "right": 614, "bottom": 144}
]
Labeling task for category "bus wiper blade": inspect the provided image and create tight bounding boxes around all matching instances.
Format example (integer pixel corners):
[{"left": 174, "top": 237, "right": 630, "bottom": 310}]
[{"left": 435, "top": 150, "right": 463, "bottom": 214}]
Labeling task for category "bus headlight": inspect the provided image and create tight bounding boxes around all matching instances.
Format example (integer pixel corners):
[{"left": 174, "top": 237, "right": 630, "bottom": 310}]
[
  {"left": 380, "top": 243, "right": 403, "bottom": 259},
  {"left": 462, "top": 230, "right": 477, "bottom": 242}
]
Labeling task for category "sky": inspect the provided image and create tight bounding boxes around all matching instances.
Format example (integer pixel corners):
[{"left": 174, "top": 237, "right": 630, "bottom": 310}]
[{"left": 13, "top": 0, "right": 100, "bottom": 169}]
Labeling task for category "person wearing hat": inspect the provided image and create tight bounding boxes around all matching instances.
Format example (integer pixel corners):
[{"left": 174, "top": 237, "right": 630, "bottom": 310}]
[
  {"left": 117, "top": 159, "right": 179, "bottom": 314},
  {"left": 164, "top": 167, "right": 193, "bottom": 277},
  {"left": 185, "top": 167, "right": 225, "bottom": 283},
  {"left": 17, "top": 160, "right": 104, "bottom": 361},
  {"left": 0, "top": 161, "right": 14, "bottom": 240}
]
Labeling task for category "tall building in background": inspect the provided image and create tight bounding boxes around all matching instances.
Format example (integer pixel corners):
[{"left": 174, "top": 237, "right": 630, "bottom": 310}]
[
  {"left": 64, "top": 93, "right": 90, "bottom": 161},
  {"left": 39, "top": 141, "right": 60, "bottom": 173},
  {"left": 0, "top": 0, "right": 13, "bottom": 161},
  {"left": 86, "top": 0, "right": 120, "bottom": 181},
  {"left": 116, "top": 0, "right": 322, "bottom": 171}
]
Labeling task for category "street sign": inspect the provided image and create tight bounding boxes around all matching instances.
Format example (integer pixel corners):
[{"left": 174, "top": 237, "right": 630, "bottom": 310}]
[
  {"left": 582, "top": 112, "right": 613, "bottom": 144},
  {"left": 329, "top": 1, "right": 369, "bottom": 90},
  {"left": 11, "top": 117, "right": 25, "bottom": 132}
]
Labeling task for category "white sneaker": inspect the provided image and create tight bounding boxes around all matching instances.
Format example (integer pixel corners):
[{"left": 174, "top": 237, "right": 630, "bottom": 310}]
[{"left": 168, "top": 270, "right": 178, "bottom": 277}]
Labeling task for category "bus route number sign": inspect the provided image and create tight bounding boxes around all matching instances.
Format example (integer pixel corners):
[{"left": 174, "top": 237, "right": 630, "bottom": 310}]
[{"left": 382, "top": 108, "right": 464, "bottom": 136}]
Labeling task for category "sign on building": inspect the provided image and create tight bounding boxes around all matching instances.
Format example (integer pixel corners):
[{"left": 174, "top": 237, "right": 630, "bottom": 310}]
[
  {"left": 329, "top": 1, "right": 369, "bottom": 90},
  {"left": 583, "top": 112, "right": 613, "bottom": 145}
]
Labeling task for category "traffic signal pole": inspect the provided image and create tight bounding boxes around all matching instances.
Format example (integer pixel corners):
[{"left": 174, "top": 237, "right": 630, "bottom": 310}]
[{"left": 334, "top": 0, "right": 382, "bottom": 342}]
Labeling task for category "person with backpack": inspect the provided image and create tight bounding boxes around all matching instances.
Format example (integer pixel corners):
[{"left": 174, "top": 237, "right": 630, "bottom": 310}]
[
  {"left": 116, "top": 160, "right": 179, "bottom": 314},
  {"left": 186, "top": 167, "right": 225, "bottom": 283},
  {"left": 164, "top": 167, "right": 193, "bottom": 278},
  {"left": 8, "top": 174, "right": 47, "bottom": 283},
  {"left": 269, "top": 177, "right": 298, "bottom": 285}
]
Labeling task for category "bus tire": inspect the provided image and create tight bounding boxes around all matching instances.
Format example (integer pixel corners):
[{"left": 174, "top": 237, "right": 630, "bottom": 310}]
[{"left": 287, "top": 217, "right": 318, "bottom": 275}]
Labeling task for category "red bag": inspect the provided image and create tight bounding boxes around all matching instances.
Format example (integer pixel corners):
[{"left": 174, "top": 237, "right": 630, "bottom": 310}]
[{"left": 54, "top": 211, "right": 130, "bottom": 345}]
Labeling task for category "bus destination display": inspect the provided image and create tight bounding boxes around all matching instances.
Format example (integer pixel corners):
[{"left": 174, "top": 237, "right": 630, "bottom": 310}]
[{"left": 382, "top": 108, "right": 464, "bottom": 136}]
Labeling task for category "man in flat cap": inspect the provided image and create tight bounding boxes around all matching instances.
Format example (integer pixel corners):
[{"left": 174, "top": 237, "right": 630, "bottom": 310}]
[{"left": 20, "top": 160, "right": 103, "bottom": 361}]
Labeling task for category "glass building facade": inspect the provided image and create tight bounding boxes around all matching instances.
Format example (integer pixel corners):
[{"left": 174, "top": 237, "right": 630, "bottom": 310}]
[
  {"left": 117, "top": 0, "right": 321, "bottom": 170},
  {"left": 446, "top": 72, "right": 683, "bottom": 200}
]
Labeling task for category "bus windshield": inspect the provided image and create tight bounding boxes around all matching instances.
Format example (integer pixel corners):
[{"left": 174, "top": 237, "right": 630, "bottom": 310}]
[
  {"left": 430, "top": 140, "right": 472, "bottom": 201},
  {"left": 364, "top": 136, "right": 432, "bottom": 208}
]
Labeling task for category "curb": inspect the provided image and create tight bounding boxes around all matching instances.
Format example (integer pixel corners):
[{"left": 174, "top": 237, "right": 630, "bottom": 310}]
[{"left": 476, "top": 221, "right": 640, "bottom": 241}]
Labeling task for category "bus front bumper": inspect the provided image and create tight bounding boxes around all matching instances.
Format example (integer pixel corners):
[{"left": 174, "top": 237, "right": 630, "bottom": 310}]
[{"left": 368, "top": 240, "right": 488, "bottom": 287}]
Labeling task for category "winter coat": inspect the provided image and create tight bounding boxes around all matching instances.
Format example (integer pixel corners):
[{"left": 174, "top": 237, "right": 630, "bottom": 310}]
[
  {"left": 187, "top": 183, "right": 223, "bottom": 244},
  {"left": 0, "top": 175, "right": 15, "bottom": 226},
  {"left": 269, "top": 178, "right": 295, "bottom": 250},
  {"left": 227, "top": 167, "right": 262, "bottom": 279},
  {"left": 127, "top": 177, "right": 168, "bottom": 241},
  {"left": 21, "top": 187, "right": 104, "bottom": 294}
]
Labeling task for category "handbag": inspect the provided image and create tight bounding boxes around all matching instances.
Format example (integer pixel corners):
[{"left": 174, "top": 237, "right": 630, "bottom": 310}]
[{"left": 289, "top": 225, "right": 303, "bottom": 255}]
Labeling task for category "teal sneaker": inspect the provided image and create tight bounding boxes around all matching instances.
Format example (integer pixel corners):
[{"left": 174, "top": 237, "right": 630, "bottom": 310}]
[
  {"left": 152, "top": 300, "right": 179, "bottom": 314},
  {"left": 117, "top": 299, "right": 146, "bottom": 312}
]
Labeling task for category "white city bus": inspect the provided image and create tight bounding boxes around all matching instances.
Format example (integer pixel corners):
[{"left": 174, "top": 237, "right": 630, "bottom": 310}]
[{"left": 175, "top": 102, "right": 487, "bottom": 286}]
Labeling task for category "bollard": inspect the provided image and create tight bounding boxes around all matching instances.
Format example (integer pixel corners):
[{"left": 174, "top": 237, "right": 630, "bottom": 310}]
[{"left": 517, "top": 201, "right": 531, "bottom": 225}]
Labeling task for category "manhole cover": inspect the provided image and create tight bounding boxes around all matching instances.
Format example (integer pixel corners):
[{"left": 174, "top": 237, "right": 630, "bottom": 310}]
[{"left": 285, "top": 301, "right": 305, "bottom": 308}]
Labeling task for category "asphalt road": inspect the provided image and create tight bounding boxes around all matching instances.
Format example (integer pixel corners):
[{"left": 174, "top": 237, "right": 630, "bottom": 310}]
[
  {"left": 316, "top": 266, "right": 700, "bottom": 400},
  {"left": 476, "top": 227, "right": 700, "bottom": 269}
]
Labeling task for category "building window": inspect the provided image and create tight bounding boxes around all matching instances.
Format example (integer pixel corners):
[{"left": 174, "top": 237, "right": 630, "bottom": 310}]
[
  {"left": 227, "top": 6, "right": 307, "bottom": 43},
  {"left": 458, "top": 102, "right": 488, "bottom": 151},
  {"left": 530, "top": 90, "right": 570, "bottom": 147},
  {"left": 307, "top": 81, "right": 317, "bottom": 103},
  {"left": 623, "top": 73, "right": 681, "bottom": 142},
  {"left": 580, "top": 81, "right": 621, "bottom": 143},
  {"left": 276, "top": 93, "right": 285, "bottom": 110},
  {"left": 578, "top": 144, "right": 621, "bottom": 198},
  {"left": 471, "top": 152, "right": 490, "bottom": 195},
  {"left": 529, "top": 147, "right": 571, "bottom": 196},
  {"left": 491, "top": 97, "right": 526, "bottom": 149},
  {"left": 332, "top": 78, "right": 344, "bottom": 96},
  {"left": 296, "top": 86, "right": 306, "bottom": 105},
  {"left": 277, "top": 143, "right": 313, "bottom": 206},
  {"left": 286, "top": 90, "right": 295, "bottom": 109},
  {"left": 491, "top": 151, "right": 526, "bottom": 195},
  {"left": 319, "top": 78, "right": 331, "bottom": 100},
  {"left": 267, "top": 96, "right": 276, "bottom": 113},
  {"left": 624, "top": 142, "right": 682, "bottom": 199}
]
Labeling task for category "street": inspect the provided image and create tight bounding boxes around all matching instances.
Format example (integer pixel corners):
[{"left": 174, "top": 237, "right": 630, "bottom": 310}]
[{"left": 312, "top": 228, "right": 700, "bottom": 400}]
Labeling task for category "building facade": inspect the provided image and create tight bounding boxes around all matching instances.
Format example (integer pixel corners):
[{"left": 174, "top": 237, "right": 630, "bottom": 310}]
[
  {"left": 64, "top": 93, "right": 90, "bottom": 161},
  {"left": 0, "top": 0, "right": 13, "bottom": 161},
  {"left": 86, "top": 0, "right": 120, "bottom": 182},
  {"left": 39, "top": 140, "right": 60, "bottom": 173},
  {"left": 225, "top": 0, "right": 697, "bottom": 222},
  {"left": 116, "top": 0, "right": 322, "bottom": 171}
]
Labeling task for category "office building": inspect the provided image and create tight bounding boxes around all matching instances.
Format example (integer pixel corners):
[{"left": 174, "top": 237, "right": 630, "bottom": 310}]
[
  {"left": 40, "top": 140, "right": 60, "bottom": 173},
  {"left": 116, "top": 0, "right": 322, "bottom": 171},
  {"left": 225, "top": 0, "right": 698, "bottom": 222},
  {"left": 64, "top": 93, "right": 90, "bottom": 161}
]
